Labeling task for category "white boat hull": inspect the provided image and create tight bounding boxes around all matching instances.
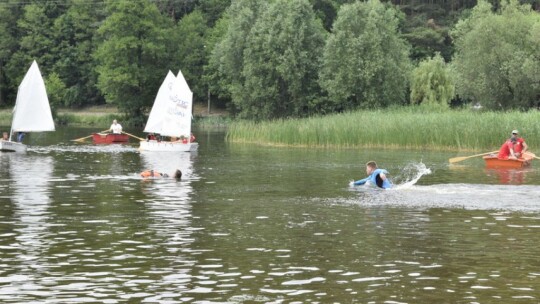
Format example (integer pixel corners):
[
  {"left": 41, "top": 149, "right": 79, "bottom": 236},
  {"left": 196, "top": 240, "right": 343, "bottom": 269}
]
[
  {"left": 0, "top": 141, "right": 27, "bottom": 153},
  {"left": 139, "top": 140, "right": 198, "bottom": 152}
]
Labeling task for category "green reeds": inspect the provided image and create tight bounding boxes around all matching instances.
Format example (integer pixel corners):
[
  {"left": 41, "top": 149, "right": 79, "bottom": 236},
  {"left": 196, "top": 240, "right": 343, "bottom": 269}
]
[{"left": 227, "top": 108, "right": 540, "bottom": 151}]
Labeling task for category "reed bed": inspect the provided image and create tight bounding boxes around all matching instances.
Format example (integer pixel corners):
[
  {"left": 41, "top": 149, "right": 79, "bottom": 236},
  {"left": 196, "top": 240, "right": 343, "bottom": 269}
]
[{"left": 227, "top": 109, "right": 540, "bottom": 151}]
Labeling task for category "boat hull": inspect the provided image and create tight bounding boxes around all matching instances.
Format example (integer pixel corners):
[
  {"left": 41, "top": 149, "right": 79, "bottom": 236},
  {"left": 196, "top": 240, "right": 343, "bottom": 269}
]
[
  {"left": 139, "top": 140, "right": 198, "bottom": 152},
  {"left": 483, "top": 153, "right": 534, "bottom": 169},
  {"left": 0, "top": 141, "right": 27, "bottom": 153},
  {"left": 92, "top": 133, "right": 129, "bottom": 144}
]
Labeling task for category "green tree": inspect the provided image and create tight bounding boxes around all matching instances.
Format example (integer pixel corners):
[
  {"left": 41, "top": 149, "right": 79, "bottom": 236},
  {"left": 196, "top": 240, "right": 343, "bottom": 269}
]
[
  {"left": 410, "top": 53, "right": 455, "bottom": 109},
  {"left": 45, "top": 72, "right": 66, "bottom": 117},
  {"left": 238, "top": 0, "right": 326, "bottom": 120},
  {"left": 94, "top": 0, "right": 172, "bottom": 124},
  {"left": 53, "top": 0, "right": 105, "bottom": 108},
  {"left": 319, "top": 0, "right": 412, "bottom": 111},
  {"left": 0, "top": 1, "right": 23, "bottom": 106},
  {"left": 170, "top": 9, "right": 208, "bottom": 103},
  {"left": 205, "top": 0, "right": 269, "bottom": 112},
  {"left": 5, "top": 2, "right": 65, "bottom": 105},
  {"left": 451, "top": 0, "right": 540, "bottom": 110}
]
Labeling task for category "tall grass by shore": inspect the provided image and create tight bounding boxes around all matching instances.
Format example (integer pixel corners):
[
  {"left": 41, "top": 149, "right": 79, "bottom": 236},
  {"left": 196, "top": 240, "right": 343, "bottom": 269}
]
[{"left": 227, "top": 108, "right": 540, "bottom": 151}]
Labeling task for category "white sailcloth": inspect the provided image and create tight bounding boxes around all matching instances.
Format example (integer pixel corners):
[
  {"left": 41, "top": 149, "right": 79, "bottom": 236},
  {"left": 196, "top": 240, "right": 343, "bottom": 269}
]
[
  {"left": 11, "top": 60, "right": 55, "bottom": 132},
  {"left": 143, "top": 70, "right": 193, "bottom": 138}
]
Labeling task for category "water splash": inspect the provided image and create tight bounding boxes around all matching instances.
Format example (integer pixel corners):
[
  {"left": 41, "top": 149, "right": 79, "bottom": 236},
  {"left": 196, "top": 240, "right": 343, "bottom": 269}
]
[{"left": 392, "top": 162, "right": 432, "bottom": 189}]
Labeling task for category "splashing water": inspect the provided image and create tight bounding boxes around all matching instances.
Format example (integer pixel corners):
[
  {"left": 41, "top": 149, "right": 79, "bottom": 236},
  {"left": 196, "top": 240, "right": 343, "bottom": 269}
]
[{"left": 392, "top": 162, "right": 432, "bottom": 189}]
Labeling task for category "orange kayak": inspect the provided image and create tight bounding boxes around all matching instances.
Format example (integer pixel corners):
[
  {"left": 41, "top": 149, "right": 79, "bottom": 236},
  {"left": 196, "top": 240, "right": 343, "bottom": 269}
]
[{"left": 483, "top": 152, "right": 534, "bottom": 169}]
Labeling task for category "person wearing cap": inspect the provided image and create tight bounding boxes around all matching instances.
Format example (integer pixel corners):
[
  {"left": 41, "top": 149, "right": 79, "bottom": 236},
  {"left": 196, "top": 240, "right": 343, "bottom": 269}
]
[{"left": 510, "top": 130, "right": 528, "bottom": 158}]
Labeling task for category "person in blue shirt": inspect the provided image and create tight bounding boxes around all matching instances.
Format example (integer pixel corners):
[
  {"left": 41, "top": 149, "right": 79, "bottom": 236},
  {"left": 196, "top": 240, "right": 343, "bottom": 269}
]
[{"left": 350, "top": 161, "right": 392, "bottom": 189}]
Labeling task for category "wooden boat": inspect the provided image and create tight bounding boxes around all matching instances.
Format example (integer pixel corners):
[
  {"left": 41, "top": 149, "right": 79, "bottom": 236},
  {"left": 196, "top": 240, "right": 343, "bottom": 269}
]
[
  {"left": 0, "top": 61, "right": 55, "bottom": 152},
  {"left": 483, "top": 152, "right": 534, "bottom": 169},
  {"left": 139, "top": 70, "right": 197, "bottom": 152},
  {"left": 92, "top": 133, "right": 129, "bottom": 144}
]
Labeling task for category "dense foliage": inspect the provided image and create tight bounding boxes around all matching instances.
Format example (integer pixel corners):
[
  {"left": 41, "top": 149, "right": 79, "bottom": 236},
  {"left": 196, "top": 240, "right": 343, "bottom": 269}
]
[
  {"left": 319, "top": 0, "right": 411, "bottom": 110},
  {"left": 0, "top": 0, "right": 538, "bottom": 124},
  {"left": 410, "top": 53, "right": 455, "bottom": 108}
]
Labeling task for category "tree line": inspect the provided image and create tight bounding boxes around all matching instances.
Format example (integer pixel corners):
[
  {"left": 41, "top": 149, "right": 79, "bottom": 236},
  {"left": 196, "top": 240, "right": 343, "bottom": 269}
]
[{"left": 0, "top": 0, "right": 538, "bottom": 124}]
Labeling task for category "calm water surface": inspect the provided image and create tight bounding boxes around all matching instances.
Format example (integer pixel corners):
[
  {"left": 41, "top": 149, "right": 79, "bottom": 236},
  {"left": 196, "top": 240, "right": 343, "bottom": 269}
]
[{"left": 1, "top": 127, "right": 539, "bottom": 303}]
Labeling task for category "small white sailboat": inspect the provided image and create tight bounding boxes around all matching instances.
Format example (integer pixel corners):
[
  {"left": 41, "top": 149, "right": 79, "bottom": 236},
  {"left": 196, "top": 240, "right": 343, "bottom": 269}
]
[
  {"left": 139, "top": 70, "right": 198, "bottom": 152},
  {"left": 0, "top": 61, "right": 55, "bottom": 153}
]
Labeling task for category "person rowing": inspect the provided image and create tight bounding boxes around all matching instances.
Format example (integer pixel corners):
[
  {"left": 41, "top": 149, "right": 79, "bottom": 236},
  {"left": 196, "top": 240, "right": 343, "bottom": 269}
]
[{"left": 349, "top": 161, "right": 392, "bottom": 189}]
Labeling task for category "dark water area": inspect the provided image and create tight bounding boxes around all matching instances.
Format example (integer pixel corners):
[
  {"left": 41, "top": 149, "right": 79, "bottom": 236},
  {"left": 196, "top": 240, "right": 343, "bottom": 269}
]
[{"left": 1, "top": 127, "right": 539, "bottom": 303}]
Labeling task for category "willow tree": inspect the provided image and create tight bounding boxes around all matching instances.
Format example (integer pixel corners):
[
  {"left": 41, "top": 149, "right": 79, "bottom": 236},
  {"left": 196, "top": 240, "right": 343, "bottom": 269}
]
[
  {"left": 319, "top": 0, "right": 412, "bottom": 110},
  {"left": 451, "top": 0, "right": 540, "bottom": 110},
  {"left": 238, "top": 0, "right": 327, "bottom": 120},
  {"left": 410, "top": 53, "right": 455, "bottom": 109},
  {"left": 94, "top": 0, "right": 173, "bottom": 124}
]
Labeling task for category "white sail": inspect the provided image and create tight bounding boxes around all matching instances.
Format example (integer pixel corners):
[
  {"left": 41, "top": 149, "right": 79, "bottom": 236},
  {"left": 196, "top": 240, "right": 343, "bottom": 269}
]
[
  {"left": 11, "top": 61, "right": 55, "bottom": 132},
  {"left": 143, "top": 70, "right": 193, "bottom": 138}
]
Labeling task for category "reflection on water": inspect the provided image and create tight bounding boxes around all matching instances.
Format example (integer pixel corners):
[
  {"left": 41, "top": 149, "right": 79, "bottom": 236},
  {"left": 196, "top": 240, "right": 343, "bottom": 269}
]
[
  {"left": 1, "top": 153, "right": 54, "bottom": 294},
  {"left": 0, "top": 129, "right": 539, "bottom": 303}
]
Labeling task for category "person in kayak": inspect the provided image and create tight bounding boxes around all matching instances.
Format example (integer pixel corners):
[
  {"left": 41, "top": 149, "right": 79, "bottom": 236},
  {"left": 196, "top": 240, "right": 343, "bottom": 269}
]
[
  {"left": 497, "top": 137, "right": 518, "bottom": 160},
  {"left": 350, "top": 161, "right": 392, "bottom": 189},
  {"left": 510, "top": 130, "right": 528, "bottom": 158}
]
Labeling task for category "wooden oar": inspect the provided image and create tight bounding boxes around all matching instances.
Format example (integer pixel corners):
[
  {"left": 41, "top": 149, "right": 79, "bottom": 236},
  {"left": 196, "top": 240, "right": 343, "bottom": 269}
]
[
  {"left": 524, "top": 152, "right": 540, "bottom": 160},
  {"left": 449, "top": 150, "right": 499, "bottom": 164},
  {"left": 71, "top": 129, "right": 109, "bottom": 142},
  {"left": 122, "top": 131, "right": 146, "bottom": 141}
]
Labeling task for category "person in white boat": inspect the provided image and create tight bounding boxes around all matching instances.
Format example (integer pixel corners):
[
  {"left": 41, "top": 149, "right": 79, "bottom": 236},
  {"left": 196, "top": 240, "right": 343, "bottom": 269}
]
[
  {"left": 109, "top": 119, "right": 123, "bottom": 134},
  {"left": 2, "top": 132, "right": 8, "bottom": 141}
]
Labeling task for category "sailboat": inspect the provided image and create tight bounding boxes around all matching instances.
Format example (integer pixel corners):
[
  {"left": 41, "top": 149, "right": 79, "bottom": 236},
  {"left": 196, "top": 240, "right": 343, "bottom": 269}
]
[
  {"left": 0, "top": 61, "right": 55, "bottom": 153},
  {"left": 139, "top": 70, "right": 198, "bottom": 152}
]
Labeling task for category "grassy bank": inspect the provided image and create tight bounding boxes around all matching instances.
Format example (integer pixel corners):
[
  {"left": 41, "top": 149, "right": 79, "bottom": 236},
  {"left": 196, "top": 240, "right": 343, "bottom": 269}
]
[
  {"left": 227, "top": 108, "right": 540, "bottom": 151},
  {"left": 0, "top": 104, "right": 229, "bottom": 128}
]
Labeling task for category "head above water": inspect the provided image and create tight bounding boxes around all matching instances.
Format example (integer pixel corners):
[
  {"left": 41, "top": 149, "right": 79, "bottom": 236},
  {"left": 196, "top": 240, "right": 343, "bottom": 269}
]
[
  {"left": 174, "top": 169, "right": 182, "bottom": 180},
  {"left": 365, "top": 161, "right": 378, "bottom": 174}
]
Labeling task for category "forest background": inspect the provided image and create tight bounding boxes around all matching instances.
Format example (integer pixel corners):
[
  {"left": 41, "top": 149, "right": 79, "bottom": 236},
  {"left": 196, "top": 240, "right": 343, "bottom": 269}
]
[{"left": 0, "top": 0, "right": 538, "bottom": 126}]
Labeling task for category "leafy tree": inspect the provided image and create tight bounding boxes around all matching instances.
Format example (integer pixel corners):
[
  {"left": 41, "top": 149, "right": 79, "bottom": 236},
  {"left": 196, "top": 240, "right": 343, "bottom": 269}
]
[
  {"left": 237, "top": 0, "right": 327, "bottom": 120},
  {"left": 94, "top": 0, "right": 173, "bottom": 124},
  {"left": 0, "top": 1, "right": 24, "bottom": 106},
  {"left": 5, "top": 2, "right": 64, "bottom": 106},
  {"left": 45, "top": 72, "right": 66, "bottom": 117},
  {"left": 205, "top": 0, "right": 269, "bottom": 113},
  {"left": 170, "top": 9, "right": 208, "bottom": 103},
  {"left": 53, "top": 0, "right": 105, "bottom": 108},
  {"left": 319, "top": 0, "right": 412, "bottom": 111},
  {"left": 451, "top": 0, "right": 540, "bottom": 110},
  {"left": 197, "top": 0, "right": 232, "bottom": 27},
  {"left": 410, "top": 53, "right": 455, "bottom": 108},
  {"left": 202, "top": 16, "right": 230, "bottom": 109}
]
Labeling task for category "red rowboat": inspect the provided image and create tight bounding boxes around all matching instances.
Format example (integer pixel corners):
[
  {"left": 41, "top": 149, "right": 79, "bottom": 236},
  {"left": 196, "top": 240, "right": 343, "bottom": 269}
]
[
  {"left": 483, "top": 152, "right": 534, "bottom": 169},
  {"left": 92, "top": 133, "right": 129, "bottom": 144}
]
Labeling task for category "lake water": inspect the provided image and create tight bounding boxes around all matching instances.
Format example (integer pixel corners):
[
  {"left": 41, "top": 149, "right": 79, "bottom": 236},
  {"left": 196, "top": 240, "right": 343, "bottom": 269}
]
[{"left": 1, "top": 127, "right": 540, "bottom": 303}]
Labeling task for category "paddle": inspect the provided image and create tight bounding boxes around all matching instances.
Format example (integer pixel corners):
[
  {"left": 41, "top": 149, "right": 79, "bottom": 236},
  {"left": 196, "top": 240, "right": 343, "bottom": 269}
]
[
  {"left": 122, "top": 131, "right": 146, "bottom": 141},
  {"left": 524, "top": 152, "right": 540, "bottom": 160},
  {"left": 449, "top": 150, "right": 499, "bottom": 164},
  {"left": 71, "top": 129, "right": 109, "bottom": 142}
]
